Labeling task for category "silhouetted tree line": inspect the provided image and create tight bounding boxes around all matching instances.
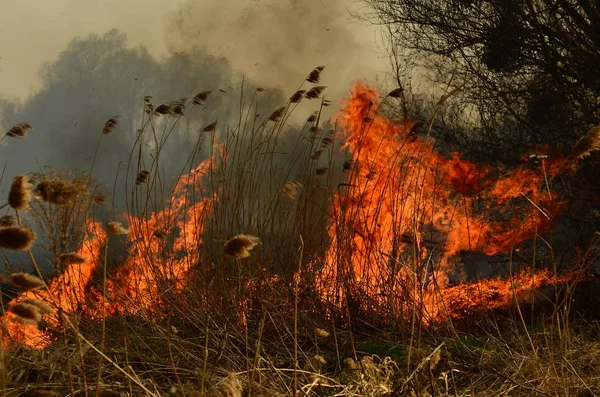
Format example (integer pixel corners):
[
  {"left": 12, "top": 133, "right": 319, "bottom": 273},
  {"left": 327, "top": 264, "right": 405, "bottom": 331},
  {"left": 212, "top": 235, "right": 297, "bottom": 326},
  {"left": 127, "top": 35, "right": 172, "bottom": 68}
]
[{"left": 367, "top": 0, "right": 600, "bottom": 162}]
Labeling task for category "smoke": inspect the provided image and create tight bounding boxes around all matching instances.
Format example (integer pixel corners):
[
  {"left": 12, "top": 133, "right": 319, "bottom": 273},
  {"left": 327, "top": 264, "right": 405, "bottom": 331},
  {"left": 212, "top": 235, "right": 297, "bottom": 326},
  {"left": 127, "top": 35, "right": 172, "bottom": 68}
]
[
  {"left": 166, "top": 0, "right": 386, "bottom": 103},
  {"left": 0, "top": 30, "right": 284, "bottom": 186},
  {"left": 0, "top": 0, "right": 383, "bottom": 273}
]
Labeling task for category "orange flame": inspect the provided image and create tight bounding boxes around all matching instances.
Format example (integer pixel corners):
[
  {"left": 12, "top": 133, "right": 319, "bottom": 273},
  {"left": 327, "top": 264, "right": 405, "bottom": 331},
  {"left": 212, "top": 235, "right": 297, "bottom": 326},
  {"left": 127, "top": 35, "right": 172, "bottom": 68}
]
[
  {"left": 315, "top": 83, "right": 566, "bottom": 321},
  {"left": 3, "top": 220, "right": 106, "bottom": 349},
  {"left": 1, "top": 83, "right": 576, "bottom": 348},
  {"left": 2, "top": 155, "right": 217, "bottom": 347}
]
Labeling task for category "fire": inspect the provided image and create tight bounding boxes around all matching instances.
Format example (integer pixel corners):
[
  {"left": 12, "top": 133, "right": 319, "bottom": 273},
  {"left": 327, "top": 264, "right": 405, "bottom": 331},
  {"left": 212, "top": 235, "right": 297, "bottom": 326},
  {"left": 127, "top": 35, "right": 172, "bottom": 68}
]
[
  {"left": 1, "top": 156, "right": 217, "bottom": 347},
  {"left": 314, "top": 83, "right": 567, "bottom": 322},
  {"left": 0, "top": 83, "right": 575, "bottom": 348},
  {"left": 3, "top": 220, "right": 106, "bottom": 349},
  {"left": 105, "top": 157, "right": 216, "bottom": 316}
]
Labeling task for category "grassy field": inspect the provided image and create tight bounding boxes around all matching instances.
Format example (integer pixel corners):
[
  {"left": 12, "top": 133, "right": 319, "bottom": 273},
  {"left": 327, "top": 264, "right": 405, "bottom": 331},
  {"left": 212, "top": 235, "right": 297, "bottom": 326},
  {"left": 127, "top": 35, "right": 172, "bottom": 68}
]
[{"left": 0, "top": 68, "right": 599, "bottom": 396}]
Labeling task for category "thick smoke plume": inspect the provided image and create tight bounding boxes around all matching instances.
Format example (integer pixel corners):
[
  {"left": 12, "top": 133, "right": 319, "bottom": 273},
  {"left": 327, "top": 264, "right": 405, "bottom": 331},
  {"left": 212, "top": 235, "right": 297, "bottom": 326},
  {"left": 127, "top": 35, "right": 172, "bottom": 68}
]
[{"left": 166, "top": 0, "right": 385, "bottom": 103}]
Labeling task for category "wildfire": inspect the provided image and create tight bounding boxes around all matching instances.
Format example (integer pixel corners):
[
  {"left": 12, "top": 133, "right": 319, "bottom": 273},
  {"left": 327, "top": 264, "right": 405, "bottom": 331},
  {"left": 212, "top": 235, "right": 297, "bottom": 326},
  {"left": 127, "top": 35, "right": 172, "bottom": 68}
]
[
  {"left": 0, "top": 83, "right": 576, "bottom": 349},
  {"left": 3, "top": 220, "right": 106, "bottom": 349},
  {"left": 314, "top": 83, "right": 567, "bottom": 322},
  {"left": 1, "top": 156, "right": 217, "bottom": 348}
]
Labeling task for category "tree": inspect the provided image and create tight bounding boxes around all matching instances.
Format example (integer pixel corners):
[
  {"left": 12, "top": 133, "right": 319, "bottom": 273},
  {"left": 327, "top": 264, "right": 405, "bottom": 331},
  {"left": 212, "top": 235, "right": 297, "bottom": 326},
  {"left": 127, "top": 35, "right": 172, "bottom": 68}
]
[{"left": 366, "top": 0, "right": 600, "bottom": 159}]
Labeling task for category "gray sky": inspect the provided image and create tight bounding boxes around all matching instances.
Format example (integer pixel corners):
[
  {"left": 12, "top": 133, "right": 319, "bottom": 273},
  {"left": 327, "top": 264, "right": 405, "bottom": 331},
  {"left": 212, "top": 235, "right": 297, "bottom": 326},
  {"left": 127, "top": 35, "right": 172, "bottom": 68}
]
[{"left": 0, "top": 0, "right": 389, "bottom": 103}]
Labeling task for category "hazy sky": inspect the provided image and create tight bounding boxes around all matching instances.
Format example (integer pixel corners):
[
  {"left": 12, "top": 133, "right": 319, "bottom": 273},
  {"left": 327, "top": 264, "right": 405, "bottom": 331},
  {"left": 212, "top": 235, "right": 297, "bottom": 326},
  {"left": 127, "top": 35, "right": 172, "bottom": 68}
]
[{"left": 0, "top": 0, "right": 389, "bottom": 102}]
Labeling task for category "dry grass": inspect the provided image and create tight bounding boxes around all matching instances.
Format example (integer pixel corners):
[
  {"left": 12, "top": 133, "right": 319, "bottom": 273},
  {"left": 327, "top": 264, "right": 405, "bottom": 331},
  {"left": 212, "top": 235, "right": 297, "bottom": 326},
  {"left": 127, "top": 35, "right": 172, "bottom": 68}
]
[{"left": 0, "top": 71, "right": 599, "bottom": 397}]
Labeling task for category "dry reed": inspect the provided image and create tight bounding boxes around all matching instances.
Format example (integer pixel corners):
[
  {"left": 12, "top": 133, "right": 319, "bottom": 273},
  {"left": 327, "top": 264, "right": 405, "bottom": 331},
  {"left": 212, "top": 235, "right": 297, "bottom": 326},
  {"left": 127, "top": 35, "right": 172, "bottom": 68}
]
[
  {"left": 305, "top": 86, "right": 327, "bottom": 100},
  {"left": 570, "top": 125, "right": 600, "bottom": 163},
  {"left": 306, "top": 66, "right": 325, "bottom": 84},
  {"left": 8, "top": 174, "right": 32, "bottom": 211},
  {"left": 107, "top": 222, "right": 128, "bottom": 235},
  {"left": 8, "top": 302, "right": 42, "bottom": 323},
  {"left": 6, "top": 123, "right": 32, "bottom": 138},
  {"left": 268, "top": 107, "right": 286, "bottom": 122},
  {"left": 34, "top": 179, "right": 86, "bottom": 205},
  {"left": 7, "top": 272, "right": 45, "bottom": 291},
  {"left": 192, "top": 91, "right": 212, "bottom": 105},
  {"left": 0, "top": 226, "right": 36, "bottom": 251},
  {"left": 203, "top": 122, "right": 218, "bottom": 132},
  {"left": 0, "top": 215, "right": 16, "bottom": 227},
  {"left": 103, "top": 116, "right": 120, "bottom": 134},
  {"left": 290, "top": 90, "right": 306, "bottom": 103},
  {"left": 58, "top": 252, "right": 86, "bottom": 265},
  {"left": 223, "top": 234, "right": 260, "bottom": 259},
  {"left": 19, "top": 298, "right": 53, "bottom": 316}
]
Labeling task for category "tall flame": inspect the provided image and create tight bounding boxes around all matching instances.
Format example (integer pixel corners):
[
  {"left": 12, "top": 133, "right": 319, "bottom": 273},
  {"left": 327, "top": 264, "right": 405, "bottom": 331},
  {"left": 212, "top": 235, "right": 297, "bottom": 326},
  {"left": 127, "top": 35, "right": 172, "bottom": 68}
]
[
  {"left": 2, "top": 156, "right": 217, "bottom": 347},
  {"left": 0, "top": 84, "right": 575, "bottom": 348},
  {"left": 3, "top": 220, "right": 106, "bottom": 349},
  {"left": 315, "top": 83, "right": 566, "bottom": 321}
]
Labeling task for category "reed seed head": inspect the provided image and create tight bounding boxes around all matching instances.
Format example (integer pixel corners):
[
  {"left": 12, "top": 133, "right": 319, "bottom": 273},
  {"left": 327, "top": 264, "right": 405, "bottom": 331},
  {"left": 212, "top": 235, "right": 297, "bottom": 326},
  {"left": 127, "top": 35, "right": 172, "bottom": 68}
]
[
  {"left": 344, "top": 357, "right": 360, "bottom": 370},
  {"left": 145, "top": 103, "right": 156, "bottom": 115},
  {"left": 203, "top": 122, "right": 218, "bottom": 132},
  {"left": 321, "top": 136, "right": 334, "bottom": 148},
  {"left": 107, "top": 221, "right": 129, "bottom": 235},
  {"left": 314, "top": 355, "right": 327, "bottom": 365},
  {"left": 0, "top": 215, "right": 16, "bottom": 227},
  {"left": 216, "top": 373, "right": 243, "bottom": 397},
  {"left": 306, "top": 66, "right": 325, "bottom": 84},
  {"left": 305, "top": 86, "right": 327, "bottom": 100},
  {"left": 280, "top": 180, "right": 302, "bottom": 199},
  {"left": 93, "top": 191, "right": 107, "bottom": 205},
  {"left": 268, "top": 107, "right": 286, "bottom": 122},
  {"left": 9, "top": 302, "right": 42, "bottom": 323},
  {"left": 343, "top": 160, "right": 353, "bottom": 172},
  {"left": 20, "top": 298, "right": 53, "bottom": 316},
  {"left": 224, "top": 234, "right": 260, "bottom": 259},
  {"left": 314, "top": 328, "right": 330, "bottom": 337},
  {"left": 6, "top": 123, "right": 32, "bottom": 138},
  {"left": 8, "top": 174, "right": 32, "bottom": 211},
  {"left": 35, "top": 179, "right": 86, "bottom": 205},
  {"left": 9, "top": 315, "right": 37, "bottom": 326},
  {"left": 153, "top": 230, "right": 168, "bottom": 239},
  {"left": 154, "top": 104, "right": 172, "bottom": 115},
  {"left": 570, "top": 125, "right": 600, "bottom": 163},
  {"left": 103, "top": 116, "right": 120, "bottom": 134},
  {"left": 136, "top": 170, "right": 150, "bottom": 185},
  {"left": 7, "top": 272, "right": 45, "bottom": 290},
  {"left": 191, "top": 91, "right": 212, "bottom": 105},
  {"left": 387, "top": 87, "right": 404, "bottom": 98},
  {"left": 172, "top": 105, "right": 185, "bottom": 116},
  {"left": 0, "top": 226, "right": 36, "bottom": 251},
  {"left": 307, "top": 112, "right": 318, "bottom": 123},
  {"left": 316, "top": 167, "right": 328, "bottom": 176},
  {"left": 58, "top": 252, "right": 86, "bottom": 265},
  {"left": 289, "top": 90, "right": 306, "bottom": 103}
]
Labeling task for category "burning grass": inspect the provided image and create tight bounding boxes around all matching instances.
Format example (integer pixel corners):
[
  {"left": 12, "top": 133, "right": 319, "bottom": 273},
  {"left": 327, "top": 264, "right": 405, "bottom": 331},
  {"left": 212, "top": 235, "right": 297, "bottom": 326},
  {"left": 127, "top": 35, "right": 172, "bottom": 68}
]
[{"left": 0, "top": 74, "right": 599, "bottom": 396}]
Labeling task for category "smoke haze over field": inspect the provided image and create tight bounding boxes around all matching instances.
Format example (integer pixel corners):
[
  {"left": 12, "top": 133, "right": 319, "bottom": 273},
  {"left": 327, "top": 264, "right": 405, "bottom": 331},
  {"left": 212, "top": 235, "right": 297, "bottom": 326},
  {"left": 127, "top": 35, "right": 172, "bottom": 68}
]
[
  {"left": 0, "top": 0, "right": 386, "bottom": 243},
  {"left": 0, "top": 0, "right": 386, "bottom": 102}
]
